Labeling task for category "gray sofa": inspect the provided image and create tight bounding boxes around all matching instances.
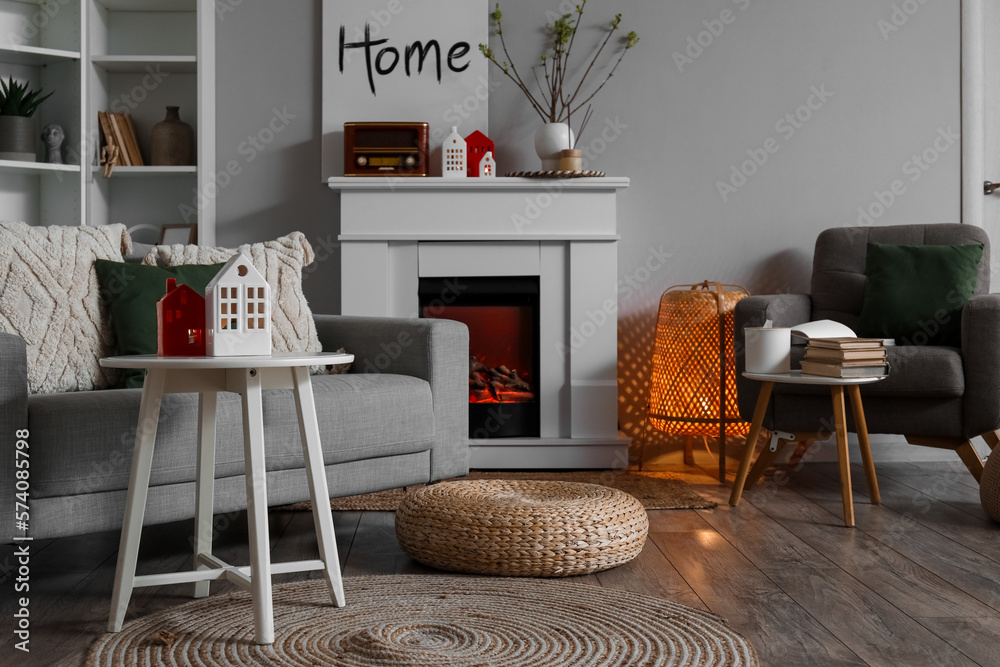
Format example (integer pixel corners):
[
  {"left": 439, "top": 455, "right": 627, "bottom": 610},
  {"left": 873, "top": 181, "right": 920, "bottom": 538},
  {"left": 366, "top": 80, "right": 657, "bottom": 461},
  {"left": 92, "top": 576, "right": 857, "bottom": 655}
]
[
  {"left": 734, "top": 223, "right": 999, "bottom": 480},
  {"left": 1, "top": 315, "right": 469, "bottom": 543}
]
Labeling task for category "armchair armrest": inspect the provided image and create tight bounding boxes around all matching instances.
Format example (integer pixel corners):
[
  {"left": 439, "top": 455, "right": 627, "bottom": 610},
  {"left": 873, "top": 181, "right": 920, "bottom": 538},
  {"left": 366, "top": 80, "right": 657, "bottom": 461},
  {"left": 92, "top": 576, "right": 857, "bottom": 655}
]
[
  {"left": 1, "top": 332, "right": 29, "bottom": 543},
  {"left": 961, "top": 294, "right": 1000, "bottom": 436},
  {"left": 733, "top": 294, "right": 812, "bottom": 424},
  {"left": 313, "top": 315, "right": 469, "bottom": 479},
  {"left": 734, "top": 294, "right": 813, "bottom": 331}
]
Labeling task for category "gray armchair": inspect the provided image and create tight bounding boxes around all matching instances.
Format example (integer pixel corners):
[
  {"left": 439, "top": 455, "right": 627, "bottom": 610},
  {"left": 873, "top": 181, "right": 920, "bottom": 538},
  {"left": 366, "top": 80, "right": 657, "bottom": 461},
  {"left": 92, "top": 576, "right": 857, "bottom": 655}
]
[{"left": 734, "top": 224, "right": 1000, "bottom": 484}]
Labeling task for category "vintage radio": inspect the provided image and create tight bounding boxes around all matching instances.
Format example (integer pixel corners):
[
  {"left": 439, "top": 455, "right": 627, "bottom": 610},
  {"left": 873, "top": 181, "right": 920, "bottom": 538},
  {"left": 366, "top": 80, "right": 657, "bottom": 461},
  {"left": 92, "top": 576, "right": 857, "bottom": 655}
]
[{"left": 344, "top": 121, "right": 429, "bottom": 176}]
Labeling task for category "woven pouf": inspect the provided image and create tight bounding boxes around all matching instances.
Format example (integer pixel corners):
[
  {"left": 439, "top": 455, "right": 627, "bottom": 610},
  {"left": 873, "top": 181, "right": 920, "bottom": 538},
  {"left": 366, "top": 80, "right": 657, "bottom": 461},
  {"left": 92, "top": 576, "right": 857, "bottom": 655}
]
[
  {"left": 982, "top": 450, "right": 1000, "bottom": 522},
  {"left": 395, "top": 479, "right": 649, "bottom": 577}
]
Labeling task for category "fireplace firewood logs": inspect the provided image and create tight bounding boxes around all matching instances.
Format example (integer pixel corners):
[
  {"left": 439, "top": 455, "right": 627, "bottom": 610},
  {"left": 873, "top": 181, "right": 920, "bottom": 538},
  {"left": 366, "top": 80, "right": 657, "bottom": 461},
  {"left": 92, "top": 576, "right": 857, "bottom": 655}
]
[{"left": 469, "top": 356, "right": 533, "bottom": 402}]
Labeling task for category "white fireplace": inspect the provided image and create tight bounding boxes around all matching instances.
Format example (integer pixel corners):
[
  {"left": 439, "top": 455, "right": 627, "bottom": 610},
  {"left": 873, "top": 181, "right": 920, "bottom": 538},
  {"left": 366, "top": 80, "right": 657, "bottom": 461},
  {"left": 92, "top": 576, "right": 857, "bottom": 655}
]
[{"left": 328, "top": 177, "right": 630, "bottom": 469}]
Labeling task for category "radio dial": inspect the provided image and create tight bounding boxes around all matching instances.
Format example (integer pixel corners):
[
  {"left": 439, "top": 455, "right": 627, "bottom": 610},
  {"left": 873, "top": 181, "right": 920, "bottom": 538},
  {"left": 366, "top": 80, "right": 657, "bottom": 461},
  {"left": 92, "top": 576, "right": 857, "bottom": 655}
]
[
  {"left": 404, "top": 155, "right": 416, "bottom": 167},
  {"left": 356, "top": 156, "right": 368, "bottom": 167}
]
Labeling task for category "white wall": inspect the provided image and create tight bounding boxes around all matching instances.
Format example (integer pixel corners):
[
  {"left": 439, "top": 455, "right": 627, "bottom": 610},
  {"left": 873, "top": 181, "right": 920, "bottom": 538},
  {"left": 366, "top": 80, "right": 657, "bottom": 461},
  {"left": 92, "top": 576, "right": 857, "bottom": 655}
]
[
  {"left": 484, "top": 0, "right": 961, "bottom": 461},
  {"left": 215, "top": 0, "right": 341, "bottom": 314},
  {"left": 215, "top": 0, "right": 963, "bottom": 461}
]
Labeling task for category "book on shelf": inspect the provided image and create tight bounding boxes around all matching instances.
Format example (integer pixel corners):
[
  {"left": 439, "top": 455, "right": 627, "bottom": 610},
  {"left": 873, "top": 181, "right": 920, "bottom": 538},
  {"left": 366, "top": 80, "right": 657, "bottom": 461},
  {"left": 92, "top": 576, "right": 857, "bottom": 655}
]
[
  {"left": 790, "top": 319, "right": 894, "bottom": 347},
  {"left": 799, "top": 360, "right": 888, "bottom": 378},
  {"left": 97, "top": 111, "right": 115, "bottom": 151},
  {"left": 117, "top": 113, "right": 144, "bottom": 166},
  {"left": 108, "top": 113, "right": 132, "bottom": 166}
]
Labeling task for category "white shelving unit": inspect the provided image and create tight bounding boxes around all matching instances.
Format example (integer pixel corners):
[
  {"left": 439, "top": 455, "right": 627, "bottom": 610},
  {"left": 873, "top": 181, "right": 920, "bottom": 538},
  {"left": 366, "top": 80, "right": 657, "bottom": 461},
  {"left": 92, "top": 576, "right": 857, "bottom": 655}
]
[
  {"left": 0, "top": 0, "right": 214, "bottom": 245},
  {"left": 0, "top": 0, "right": 84, "bottom": 226},
  {"left": 87, "top": 0, "right": 214, "bottom": 245}
]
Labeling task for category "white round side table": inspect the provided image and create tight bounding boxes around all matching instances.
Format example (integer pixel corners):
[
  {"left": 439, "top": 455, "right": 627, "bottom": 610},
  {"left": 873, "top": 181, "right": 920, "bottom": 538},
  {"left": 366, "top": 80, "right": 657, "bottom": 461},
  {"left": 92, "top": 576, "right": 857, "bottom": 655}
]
[
  {"left": 729, "top": 370, "right": 886, "bottom": 527},
  {"left": 99, "top": 352, "right": 353, "bottom": 645}
]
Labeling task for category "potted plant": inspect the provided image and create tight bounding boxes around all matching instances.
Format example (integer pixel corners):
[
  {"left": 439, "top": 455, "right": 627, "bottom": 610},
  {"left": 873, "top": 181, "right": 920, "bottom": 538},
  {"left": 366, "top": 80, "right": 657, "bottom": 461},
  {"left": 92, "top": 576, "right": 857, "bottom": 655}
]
[
  {"left": 0, "top": 76, "right": 53, "bottom": 162},
  {"left": 479, "top": 0, "right": 638, "bottom": 170}
]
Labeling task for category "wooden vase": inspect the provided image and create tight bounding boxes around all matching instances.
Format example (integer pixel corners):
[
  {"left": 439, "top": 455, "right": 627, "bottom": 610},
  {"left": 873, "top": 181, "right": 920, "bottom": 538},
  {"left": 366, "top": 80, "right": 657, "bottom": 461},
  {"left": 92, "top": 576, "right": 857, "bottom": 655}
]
[
  {"left": 150, "top": 106, "right": 194, "bottom": 166},
  {"left": 558, "top": 149, "right": 582, "bottom": 172}
]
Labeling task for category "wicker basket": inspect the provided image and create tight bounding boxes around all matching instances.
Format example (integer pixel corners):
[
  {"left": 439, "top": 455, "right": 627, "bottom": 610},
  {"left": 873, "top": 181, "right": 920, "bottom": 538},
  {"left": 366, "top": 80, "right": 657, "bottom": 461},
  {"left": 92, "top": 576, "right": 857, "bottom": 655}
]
[
  {"left": 982, "top": 450, "right": 1000, "bottom": 522},
  {"left": 395, "top": 480, "right": 648, "bottom": 577}
]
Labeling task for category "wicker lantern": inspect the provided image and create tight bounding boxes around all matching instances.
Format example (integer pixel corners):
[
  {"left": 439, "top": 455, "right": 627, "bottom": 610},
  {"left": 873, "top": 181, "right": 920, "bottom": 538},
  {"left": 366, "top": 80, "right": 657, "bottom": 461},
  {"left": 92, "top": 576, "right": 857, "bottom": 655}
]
[{"left": 645, "top": 281, "right": 750, "bottom": 481}]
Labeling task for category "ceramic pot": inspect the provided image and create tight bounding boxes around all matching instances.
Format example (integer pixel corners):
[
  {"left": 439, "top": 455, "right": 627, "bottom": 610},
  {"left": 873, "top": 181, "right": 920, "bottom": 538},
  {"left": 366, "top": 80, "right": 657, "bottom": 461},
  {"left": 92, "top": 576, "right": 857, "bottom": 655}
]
[
  {"left": 534, "top": 122, "right": 574, "bottom": 171},
  {"left": 558, "top": 149, "right": 582, "bottom": 172},
  {"left": 0, "top": 116, "right": 37, "bottom": 161},
  {"left": 151, "top": 106, "right": 194, "bottom": 166}
]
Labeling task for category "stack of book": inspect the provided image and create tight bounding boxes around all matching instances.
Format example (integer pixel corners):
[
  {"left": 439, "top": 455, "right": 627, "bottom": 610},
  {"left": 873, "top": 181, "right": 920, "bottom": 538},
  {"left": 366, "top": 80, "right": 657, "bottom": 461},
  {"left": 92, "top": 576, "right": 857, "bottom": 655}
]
[
  {"left": 97, "top": 111, "right": 144, "bottom": 166},
  {"left": 799, "top": 337, "right": 888, "bottom": 378}
]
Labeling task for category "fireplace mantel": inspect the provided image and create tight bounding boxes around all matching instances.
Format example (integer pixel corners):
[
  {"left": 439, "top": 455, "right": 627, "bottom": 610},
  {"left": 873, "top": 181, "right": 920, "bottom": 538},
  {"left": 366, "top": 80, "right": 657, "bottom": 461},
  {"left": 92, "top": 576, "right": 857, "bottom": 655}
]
[{"left": 329, "top": 176, "right": 630, "bottom": 469}]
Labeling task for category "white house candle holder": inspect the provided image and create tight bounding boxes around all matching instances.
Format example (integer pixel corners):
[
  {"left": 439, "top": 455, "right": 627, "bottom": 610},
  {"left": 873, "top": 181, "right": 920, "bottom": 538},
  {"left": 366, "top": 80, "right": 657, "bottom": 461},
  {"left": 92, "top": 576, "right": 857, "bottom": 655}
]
[
  {"left": 442, "top": 126, "right": 467, "bottom": 178},
  {"left": 479, "top": 151, "right": 496, "bottom": 177},
  {"left": 205, "top": 253, "right": 272, "bottom": 356}
]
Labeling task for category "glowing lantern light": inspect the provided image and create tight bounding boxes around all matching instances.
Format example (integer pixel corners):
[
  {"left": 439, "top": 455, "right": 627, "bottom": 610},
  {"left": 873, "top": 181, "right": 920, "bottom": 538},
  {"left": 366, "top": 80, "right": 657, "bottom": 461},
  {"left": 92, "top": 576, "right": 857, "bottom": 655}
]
[{"left": 645, "top": 281, "right": 750, "bottom": 481}]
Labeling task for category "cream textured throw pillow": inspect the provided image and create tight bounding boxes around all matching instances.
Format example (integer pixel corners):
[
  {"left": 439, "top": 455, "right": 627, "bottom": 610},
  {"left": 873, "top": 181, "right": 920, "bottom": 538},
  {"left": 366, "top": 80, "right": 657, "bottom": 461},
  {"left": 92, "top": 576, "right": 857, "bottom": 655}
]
[
  {"left": 0, "top": 222, "right": 130, "bottom": 394},
  {"left": 143, "top": 232, "right": 321, "bottom": 354}
]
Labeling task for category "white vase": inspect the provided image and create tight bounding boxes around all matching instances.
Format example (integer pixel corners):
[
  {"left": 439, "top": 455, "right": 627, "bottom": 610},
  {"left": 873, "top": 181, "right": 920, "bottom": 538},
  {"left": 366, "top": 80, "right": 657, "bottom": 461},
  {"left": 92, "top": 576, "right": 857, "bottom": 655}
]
[{"left": 534, "top": 123, "right": 575, "bottom": 171}]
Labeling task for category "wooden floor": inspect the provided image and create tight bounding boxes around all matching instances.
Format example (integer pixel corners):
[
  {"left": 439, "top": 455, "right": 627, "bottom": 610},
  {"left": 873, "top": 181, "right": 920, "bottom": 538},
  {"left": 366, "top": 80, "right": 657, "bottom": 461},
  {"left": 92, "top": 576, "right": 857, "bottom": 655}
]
[{"left": 2, "top": 460, "right": 999, "bottom": 666}]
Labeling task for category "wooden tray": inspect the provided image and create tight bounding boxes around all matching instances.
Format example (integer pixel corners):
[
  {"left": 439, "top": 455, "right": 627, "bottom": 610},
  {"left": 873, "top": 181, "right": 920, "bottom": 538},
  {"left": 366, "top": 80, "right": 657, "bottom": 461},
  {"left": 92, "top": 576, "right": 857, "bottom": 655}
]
[{"left": 504, "top": 170, "right": 605, "bottom": 178}]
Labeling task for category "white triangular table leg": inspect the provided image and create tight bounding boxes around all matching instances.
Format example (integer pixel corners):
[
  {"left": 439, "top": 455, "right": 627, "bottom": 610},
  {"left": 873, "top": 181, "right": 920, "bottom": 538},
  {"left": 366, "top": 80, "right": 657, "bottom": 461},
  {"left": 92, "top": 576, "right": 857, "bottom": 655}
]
[
  {"left": 239, "top": 368, "right": 275, "bottom": 644},
  {"left": 193, "top": 390, "right": 217, "bottom": 598},
  {"left": 107, "top": 369, "right": 166, "bottom": 632},
  {"left": 292, "top": 365, "right": 346, "bottom": 607}
]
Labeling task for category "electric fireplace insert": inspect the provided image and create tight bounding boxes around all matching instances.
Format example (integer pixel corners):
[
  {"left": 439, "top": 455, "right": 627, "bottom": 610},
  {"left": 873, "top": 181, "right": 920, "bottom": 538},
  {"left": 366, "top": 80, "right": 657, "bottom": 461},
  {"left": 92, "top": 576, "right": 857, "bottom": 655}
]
[{"left": 419, "top": 276, "right": 540, "bottom": 438}]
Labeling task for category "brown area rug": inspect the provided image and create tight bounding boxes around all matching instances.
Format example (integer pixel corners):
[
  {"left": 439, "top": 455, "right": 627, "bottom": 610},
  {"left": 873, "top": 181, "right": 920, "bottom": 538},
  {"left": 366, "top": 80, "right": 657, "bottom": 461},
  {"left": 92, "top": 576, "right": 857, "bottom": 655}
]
[
  {"left": 86, "top": 575, "right": 759, "bottom": 666},
  {"left": 282, "top": 470, "right": 716, "bottom": 512}
]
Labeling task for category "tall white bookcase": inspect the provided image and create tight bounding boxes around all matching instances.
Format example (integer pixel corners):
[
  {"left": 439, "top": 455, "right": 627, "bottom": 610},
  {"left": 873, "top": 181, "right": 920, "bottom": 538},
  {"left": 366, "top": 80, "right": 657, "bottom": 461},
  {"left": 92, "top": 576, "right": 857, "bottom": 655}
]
[{"left": 0, "top": 0, "right": 215, "bottom": 245}]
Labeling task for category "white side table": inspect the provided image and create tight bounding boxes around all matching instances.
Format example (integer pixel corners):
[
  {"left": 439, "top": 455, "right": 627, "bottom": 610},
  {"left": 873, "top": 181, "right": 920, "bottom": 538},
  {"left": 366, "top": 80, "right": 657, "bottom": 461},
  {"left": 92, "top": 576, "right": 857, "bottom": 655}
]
[
  {"left": 99, "top": 352, "right": 353, "bottom": 645},
  {"left": 729, "top": 370, "right": 886, "bottom": 527}
]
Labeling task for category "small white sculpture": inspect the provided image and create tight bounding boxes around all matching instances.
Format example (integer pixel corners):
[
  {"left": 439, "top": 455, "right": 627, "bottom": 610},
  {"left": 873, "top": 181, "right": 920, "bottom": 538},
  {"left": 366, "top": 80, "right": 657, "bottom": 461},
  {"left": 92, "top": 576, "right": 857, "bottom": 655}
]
[
  {"left": 442, "top": 126, "right": 466, "bottom": 178},
  {"left": 205, "top": 253, "right": 272, "bottom": 356},
  {"left": 479, "top": 151, "right": 496, "bottom": 178}
]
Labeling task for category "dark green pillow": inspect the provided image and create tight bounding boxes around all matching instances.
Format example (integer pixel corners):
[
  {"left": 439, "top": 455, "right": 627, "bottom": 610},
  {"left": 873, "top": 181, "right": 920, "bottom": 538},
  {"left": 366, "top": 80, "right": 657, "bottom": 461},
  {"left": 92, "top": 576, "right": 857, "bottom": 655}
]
[
  {"left": 857, "top": 242, "right": 983, "bottom": 347},
  {"left": 95, "top": 260, "right": 226, "bottom": 388}
]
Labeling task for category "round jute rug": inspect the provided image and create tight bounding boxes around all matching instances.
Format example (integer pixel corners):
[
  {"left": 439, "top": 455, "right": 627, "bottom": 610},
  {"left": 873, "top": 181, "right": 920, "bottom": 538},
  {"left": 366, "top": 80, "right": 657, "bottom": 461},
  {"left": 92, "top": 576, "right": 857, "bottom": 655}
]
[{"left": 87, "top": 575, "right": 759, "bottom": 667}]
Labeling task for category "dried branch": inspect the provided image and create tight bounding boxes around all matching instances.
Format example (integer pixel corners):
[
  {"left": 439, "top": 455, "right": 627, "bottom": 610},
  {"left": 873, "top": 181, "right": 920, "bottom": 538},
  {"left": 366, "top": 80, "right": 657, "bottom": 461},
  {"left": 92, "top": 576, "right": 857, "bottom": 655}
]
[{"left": 479, "top": 3, "right": 638, "bottom": 124}]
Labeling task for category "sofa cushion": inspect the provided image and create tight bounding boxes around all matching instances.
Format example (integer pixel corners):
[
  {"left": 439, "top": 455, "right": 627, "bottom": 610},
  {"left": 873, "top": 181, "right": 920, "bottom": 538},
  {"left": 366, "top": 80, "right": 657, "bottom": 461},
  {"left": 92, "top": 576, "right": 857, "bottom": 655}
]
[
  {"left": 27, "top": 373, "right": 435, "bottom": 498},
  {"left": 857, "top": 242, "right": 983, "bottom": 347},
  {"left": 777, "top": 343, "right": 964, "bottom": 398},
  {"left": 0, "top": 221, "right": 131, "bottom": 393},
  {"left": 94, "top": 260, "right": 226, "bottom": 388},
  {"left": 142, "top": 232, "right": 321, "bottom": 356}
]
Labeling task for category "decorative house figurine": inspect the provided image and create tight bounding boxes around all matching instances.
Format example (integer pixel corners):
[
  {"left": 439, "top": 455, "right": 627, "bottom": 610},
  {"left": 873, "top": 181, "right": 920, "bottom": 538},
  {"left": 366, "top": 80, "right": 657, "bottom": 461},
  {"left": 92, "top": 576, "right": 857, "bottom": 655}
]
[
  {"left": 479, "top": 151, "right": 496, "bottom": 178},
  {"left": 157, "top": 278, "right": 207, "bottom": 356},
  {"left": 205, "top": 253, "right": 271, "bottom": 356},
  {"left": 464, "top": 130, "right": 494, "bottom": 177},
  {"left": 442, "top": 126, "right": 466, "bottom": 178}
]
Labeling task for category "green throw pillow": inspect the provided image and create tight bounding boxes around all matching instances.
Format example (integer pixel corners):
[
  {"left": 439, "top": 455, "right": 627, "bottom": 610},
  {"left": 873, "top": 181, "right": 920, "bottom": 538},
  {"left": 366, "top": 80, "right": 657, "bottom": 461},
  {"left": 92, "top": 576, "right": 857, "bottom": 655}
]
[
  {"left": 94, "top": 260, "right": 226, "bottom": 388},
  {"left": 857, "top": 242, "right": 983, "bottom": 347}
]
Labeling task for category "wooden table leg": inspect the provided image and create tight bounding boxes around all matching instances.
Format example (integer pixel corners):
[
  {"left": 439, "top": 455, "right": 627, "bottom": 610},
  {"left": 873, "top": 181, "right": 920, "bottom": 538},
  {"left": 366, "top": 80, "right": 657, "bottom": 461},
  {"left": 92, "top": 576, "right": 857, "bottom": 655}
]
[
  {"left": 744, "top": 434, "right": 789, "bottom": 491},
  {"left": 108, "top": 369, "right": 166, "bottom": 632},
  {"left": 729, "top": 382, "right": 773, "bottom": 506},
  {"left": 193, "top": 391, "right": 217, "bottom": 598},
  {"left": 292, "top": 366, "right": 346, "bottom": 607},
  {"left": 240, "top": 368, "right": 275, "bottom": 645},
  {"left": 831, "top": 386, "right": 855, "bottom": 527},
  {"left": 848, "top": 385, "right": 880, "bottom": 505}
]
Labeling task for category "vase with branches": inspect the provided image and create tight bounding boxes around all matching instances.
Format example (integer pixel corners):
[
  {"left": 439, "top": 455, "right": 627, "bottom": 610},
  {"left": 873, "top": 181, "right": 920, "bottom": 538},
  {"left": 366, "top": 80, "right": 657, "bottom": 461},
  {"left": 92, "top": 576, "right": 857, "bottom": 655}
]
[{"left": 479, "top": 0, "right": 638, "bottom": 168}]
